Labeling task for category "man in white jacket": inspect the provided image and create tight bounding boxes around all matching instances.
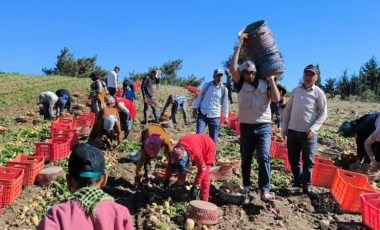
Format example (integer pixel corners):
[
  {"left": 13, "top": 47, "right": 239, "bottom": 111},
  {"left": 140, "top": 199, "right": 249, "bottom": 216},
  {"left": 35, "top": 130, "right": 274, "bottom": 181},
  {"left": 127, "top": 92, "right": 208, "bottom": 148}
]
[{"left": 38, "top": 91, "right": 58, "bottom": 120}]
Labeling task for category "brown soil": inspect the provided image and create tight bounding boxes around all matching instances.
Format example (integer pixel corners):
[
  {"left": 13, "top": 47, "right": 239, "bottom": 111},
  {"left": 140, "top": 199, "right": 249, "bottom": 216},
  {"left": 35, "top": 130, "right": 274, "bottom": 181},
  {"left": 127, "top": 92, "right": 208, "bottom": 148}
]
[{"left": 1, "top": 87, "right": 378, "bottom": 230}]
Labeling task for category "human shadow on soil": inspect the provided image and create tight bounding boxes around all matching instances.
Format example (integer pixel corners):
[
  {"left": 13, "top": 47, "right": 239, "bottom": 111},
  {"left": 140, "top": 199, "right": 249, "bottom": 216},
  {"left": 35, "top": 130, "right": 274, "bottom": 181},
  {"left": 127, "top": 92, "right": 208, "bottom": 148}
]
[
  {"left": 103, "top": 176, "right": 138, "bottom": 214},
  {"left": 335, "top": 221, "right": 370, "bottom": 230}
]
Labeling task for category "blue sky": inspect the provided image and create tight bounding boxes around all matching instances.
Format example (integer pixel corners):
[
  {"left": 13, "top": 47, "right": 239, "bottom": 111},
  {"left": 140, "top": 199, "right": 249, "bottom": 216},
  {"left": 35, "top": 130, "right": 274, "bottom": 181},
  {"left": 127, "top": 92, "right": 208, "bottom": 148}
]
[{"left": 1, "top": 1, "right": 379, "bottom": 90}]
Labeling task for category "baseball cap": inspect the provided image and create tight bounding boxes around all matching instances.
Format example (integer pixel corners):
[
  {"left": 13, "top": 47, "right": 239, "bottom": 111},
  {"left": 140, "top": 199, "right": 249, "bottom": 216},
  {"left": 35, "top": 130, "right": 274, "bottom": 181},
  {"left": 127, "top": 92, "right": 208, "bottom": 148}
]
[
  {"left": 304, "top": 64, "right": 319, "bottom": 75},
  {"left": 239, "top": 61, "right": 256, "bottom": 72},
  {"left": 213, "top": 69, "right": 224, "bottom": 76},
  {"left": 68, "top": 144, "right": 105, "bottom": 179},
  {"left": 338, "top": 121, "right": 354, "bottom": 137},
  {"left": 144, "top": 134, "right": 162, "bottom": 157}
]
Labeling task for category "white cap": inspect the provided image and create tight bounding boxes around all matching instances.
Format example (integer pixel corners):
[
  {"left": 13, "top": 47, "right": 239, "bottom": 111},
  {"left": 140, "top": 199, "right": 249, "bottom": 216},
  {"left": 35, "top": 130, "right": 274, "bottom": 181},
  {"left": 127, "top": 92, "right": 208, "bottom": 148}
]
[{"left": 239, "top": 61, "right": 256, "bottom": 72}]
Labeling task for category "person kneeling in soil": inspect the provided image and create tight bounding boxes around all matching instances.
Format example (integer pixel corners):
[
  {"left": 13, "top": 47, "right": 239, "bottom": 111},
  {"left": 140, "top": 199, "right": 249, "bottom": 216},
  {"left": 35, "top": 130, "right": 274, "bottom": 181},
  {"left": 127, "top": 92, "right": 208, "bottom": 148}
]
[
  {"left": 160, "top": 94, "right": 189, "bottom": 125},
  {"left": 164, "top": 134, "right": 216, "bottom": 201},
  {"left": 97, "top": 95, "right": 122, "bottom": 149},
  {"left": 38, "top": 91, "right": 59, "bottom": 120},
  {"left": 338, "top": 112, "right": 380, "bottom": 165},
  {"left": 133, "top": 124, "right": 174, "bottom": 188},
  {"left": 37, "top": 144, "right": 134, "bottom": 230},
  {"left": 115, "top": 97, "right": 137, "bottom": 140}
]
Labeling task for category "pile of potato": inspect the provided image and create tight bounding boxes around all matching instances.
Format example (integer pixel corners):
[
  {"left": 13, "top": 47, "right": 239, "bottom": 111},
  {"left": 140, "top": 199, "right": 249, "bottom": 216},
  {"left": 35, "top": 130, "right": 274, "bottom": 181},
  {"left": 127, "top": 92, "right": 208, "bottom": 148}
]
[{"left": 219, "top": 183, "right": 243, "bottom": 196}]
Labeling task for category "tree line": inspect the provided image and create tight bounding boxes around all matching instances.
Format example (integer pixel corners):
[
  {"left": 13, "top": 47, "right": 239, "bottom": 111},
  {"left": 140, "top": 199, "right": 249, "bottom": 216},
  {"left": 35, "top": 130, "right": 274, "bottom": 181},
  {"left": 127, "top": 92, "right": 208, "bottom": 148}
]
[
  {"left": 42, "top": 47, "right": 379, "bottom": 101},
  {"left": 42, "top": 47, "right": 204, "bottom": 87}
]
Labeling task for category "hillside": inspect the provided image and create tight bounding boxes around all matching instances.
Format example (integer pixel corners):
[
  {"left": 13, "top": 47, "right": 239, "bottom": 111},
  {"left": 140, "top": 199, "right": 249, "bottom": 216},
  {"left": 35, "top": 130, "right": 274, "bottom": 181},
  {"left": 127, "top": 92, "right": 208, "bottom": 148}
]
[{"left": 0, "top": 74, "right": 380, "bottom": 229}]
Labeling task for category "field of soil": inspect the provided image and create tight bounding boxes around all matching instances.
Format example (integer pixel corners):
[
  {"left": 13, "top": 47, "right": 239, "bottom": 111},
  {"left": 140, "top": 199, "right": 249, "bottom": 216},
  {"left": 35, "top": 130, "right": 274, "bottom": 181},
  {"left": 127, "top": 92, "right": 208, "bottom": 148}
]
[{"left": 0, "top": 74, "right": 380, "bottom": 230}]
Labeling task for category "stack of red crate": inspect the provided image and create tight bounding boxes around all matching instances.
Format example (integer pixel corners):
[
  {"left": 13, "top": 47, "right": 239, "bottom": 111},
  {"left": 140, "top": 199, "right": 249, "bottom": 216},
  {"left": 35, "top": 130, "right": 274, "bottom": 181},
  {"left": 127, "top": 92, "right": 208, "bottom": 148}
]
[
  {"left": 6, "top": 155, "right": 45, "bottom": 186},
  {"left": 361, "top": 192, "right": 380, "bottom": 230},
  {"left": 0, "top": 167, "right": 24, "bottom": 206},
  {"left": 331, "top": 169, "right": 377, "bottom": 213},
  {"left": 35, "top": 138, "right": 70, "bottom": 162}
]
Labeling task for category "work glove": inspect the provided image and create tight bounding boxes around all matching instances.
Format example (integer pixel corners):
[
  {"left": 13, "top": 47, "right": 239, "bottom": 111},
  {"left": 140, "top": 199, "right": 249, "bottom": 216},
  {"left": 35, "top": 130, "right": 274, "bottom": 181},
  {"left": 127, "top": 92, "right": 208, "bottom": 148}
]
[{"left": 190, "top": 185, "right": 200, "bottom": 200}]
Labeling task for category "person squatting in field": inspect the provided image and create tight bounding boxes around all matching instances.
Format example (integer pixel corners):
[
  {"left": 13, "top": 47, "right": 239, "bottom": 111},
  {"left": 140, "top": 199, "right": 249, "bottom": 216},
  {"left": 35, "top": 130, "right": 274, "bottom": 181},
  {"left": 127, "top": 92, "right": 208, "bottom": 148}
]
[
  {"left": 338, "top": 112, "right": 380, "bottom": 165},
  {"left": 38, "top": 91, "right": 58, "bottom": 120},
  {"left": 164, "top": 134, "right": 216, "bottom": 201},
  {"left": 115, "top": 97, "right": 137, "bottom": 139},
  {"left": 55, "top": 89, "right": 73, "bottom": 117},
  {"left": 133, "top": 124, "right": 174, "bottom": 188}
]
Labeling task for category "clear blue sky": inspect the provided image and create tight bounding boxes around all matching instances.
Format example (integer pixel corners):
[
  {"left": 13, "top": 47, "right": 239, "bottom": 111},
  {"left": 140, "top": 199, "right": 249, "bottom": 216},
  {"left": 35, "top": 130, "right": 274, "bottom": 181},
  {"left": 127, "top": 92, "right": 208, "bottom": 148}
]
[{"left": 1, "top": 0, "right": 379, "bottom": 90}]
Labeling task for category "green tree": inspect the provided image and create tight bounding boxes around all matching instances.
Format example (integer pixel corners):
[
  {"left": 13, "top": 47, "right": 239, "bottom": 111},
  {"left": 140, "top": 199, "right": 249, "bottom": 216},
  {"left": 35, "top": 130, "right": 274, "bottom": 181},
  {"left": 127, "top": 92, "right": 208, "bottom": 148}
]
[
  {"left": 42, "top": 47, "right": 105, "bottom": 77},
  {"left": 359, "top": 56, "right": 380, "bottom": 95},
  {"left": 323, "top": 77, "right": 336, "bottom": 97},
  {"left": 336, "top": 70, "right": 351, "bottom": 99},
  {"left": 315, "top": 64, "right": 323, "bottom": 88}
]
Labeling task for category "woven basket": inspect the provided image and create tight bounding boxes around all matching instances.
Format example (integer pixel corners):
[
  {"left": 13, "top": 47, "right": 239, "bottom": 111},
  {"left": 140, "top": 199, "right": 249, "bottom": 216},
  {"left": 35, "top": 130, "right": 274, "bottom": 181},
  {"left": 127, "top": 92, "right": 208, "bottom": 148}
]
[
  {"left": 36, "top": 166, "right": 65, "bottom": 187},
  {"left": 218, "top": 183, "right": 247, "bottom": 205},
  {"left": 240, "top": 20, "right": 285, "bottom": 79},
  {"left": 349, "top": 163, "right": 380, "bottom": 182},
  {"left": 187, "top": 200, "right": 219, "bottom": 225}
]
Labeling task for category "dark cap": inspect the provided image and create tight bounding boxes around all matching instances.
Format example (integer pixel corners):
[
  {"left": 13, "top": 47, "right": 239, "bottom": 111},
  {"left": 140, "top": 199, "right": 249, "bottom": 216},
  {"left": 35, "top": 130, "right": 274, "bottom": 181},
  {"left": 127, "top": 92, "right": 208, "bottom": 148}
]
[
  {"left": 337, "top": 121, "right": 354, "bottom": 137},
  {"left": 304, "top": 64, "right": 319, "bottom": 75},
  {"left": 68, "top": 144, "right": 105, "bottom": 179}
]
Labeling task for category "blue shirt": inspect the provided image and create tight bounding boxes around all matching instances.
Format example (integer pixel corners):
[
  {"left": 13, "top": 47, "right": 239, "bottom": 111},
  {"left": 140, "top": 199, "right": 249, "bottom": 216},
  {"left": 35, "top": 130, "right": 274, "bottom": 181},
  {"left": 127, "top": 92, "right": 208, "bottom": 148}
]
[{"left": 193, "top": 81, "right": 228, "bottom": 118}]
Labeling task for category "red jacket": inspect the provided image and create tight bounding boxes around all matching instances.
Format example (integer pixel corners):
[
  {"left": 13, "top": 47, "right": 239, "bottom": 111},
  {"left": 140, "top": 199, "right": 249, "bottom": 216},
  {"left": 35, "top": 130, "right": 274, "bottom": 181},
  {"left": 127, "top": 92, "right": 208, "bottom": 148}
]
[
  {"left": 115, "top": 98, "right": 137, "bottom": 119},
  {"left": 167, "top": 134, "right": 216, "bottom": 186}
]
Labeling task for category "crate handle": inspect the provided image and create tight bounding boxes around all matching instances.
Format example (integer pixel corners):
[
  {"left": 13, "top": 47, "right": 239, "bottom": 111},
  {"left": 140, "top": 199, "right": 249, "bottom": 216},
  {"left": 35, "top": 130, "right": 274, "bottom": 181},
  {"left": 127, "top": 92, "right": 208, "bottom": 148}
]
[{"left": 343, "top": 173, "right": 355, "bottom": 178}]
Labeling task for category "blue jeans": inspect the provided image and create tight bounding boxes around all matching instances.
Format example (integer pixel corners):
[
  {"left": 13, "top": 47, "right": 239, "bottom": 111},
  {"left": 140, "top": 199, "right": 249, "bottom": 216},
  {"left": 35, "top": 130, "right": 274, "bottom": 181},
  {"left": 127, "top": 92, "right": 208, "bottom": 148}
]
[
  {"left": 240, "top": 123, "right": 271, "bottom": 192},
  {"left": 287, "top": 129, "right": 317, "bottom": 191},
  {"left": 196, "top": 112, "right": 220, "bottom": 143}
]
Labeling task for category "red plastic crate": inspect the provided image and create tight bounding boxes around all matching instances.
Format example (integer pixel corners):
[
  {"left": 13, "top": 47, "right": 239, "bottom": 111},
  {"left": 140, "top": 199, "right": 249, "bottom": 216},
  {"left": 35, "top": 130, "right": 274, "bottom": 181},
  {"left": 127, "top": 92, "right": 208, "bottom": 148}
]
[
  {"left": 35, "top": 138, "right": 70, "bottom": 162},
  {"left": 6, "top": 155, "right": 45, "bottom": 186},
  {"left": 274, "top": 143, "right": 287, "bottom": 162},
  {"left": 56, "top": 117, "right": 74, "bottom": 125},
  {"left": 311, "top": 157, "right": 338, "bottom": 188},
  {"left": 220, "top": 114, "right": 225, "bottom": 124},
  {"left": 331, "top": 169, "right": 377, "bottom": 213},
  {"left": 0, "top": 167, "right": 24, "bottom": 206},
  {"left": 361, "top": 192, "right": 380, "bottom": 230},
  {"left": 235, "top": 121, "right": 240, "bottom": 135},
  {"left": 0, "top": 185, "right": 3, "bottom": 216},
  {"left": 228, "top": 118, "right": 238, "bottom": 130},
  {"left": 270, "top": 142, "right": 278, "bottom": 158},
  {"left": 51, "top": 121, "right": 72, "bottom": 135},
  {"left": 73, "top": 117, "right": 93, "bottom": 138},
  {"left": 51, "top": 129, "right": 79, "bottom": 148},
  {"left": 80, "top": 112, "right": 95, "bottom": 126}
]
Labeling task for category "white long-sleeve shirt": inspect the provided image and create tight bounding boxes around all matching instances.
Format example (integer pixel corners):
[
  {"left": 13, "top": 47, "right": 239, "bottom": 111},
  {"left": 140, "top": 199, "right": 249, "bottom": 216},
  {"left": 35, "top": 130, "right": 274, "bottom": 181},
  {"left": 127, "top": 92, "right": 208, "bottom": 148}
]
[
  {"left": 282, "top": 84, "right": 327, "bottom": 133},
  {"left": 193, "top": 81, "right": 228, "bottom": 119},
  {"left": 106, "top": 71, "right": 118, "bottom": 88}
]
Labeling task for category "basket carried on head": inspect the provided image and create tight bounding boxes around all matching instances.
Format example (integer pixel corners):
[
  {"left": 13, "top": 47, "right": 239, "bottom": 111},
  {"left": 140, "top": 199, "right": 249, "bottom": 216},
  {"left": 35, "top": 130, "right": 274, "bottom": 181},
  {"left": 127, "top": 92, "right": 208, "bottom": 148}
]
[
  {"left": 187, "top": 200, "right": 219, "bottom": 225},
  {"left": 349, "top": 163, "right": 380, "bottom": 182},
  {"left": 239, "top": 20, "right": 285, "bottom": 79},
  {"left": 218, "top": 183, "right": 247, "bottom": 205}
]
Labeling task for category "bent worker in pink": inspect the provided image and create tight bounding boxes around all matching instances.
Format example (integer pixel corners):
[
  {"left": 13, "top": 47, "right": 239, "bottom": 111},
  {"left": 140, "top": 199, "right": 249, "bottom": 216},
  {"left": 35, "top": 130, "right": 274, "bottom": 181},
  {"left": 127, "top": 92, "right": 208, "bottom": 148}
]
[{"left": 164, "top": 134, "right": 216, "bottom": 201}]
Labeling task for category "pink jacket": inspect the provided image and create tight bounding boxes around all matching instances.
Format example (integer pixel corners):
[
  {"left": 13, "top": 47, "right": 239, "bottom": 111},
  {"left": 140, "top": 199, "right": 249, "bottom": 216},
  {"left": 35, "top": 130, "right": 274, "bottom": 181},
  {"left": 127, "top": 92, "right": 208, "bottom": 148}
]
[{"left": 37, "top": 200, "right": 134, "bottom": 230}]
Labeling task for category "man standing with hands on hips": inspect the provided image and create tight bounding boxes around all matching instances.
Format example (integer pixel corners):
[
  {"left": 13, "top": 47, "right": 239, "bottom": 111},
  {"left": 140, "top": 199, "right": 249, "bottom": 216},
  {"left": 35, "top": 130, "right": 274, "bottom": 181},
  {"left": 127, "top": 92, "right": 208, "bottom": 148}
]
[{"left": 281, "top": 64, "right": 327, "bottom": 198}]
